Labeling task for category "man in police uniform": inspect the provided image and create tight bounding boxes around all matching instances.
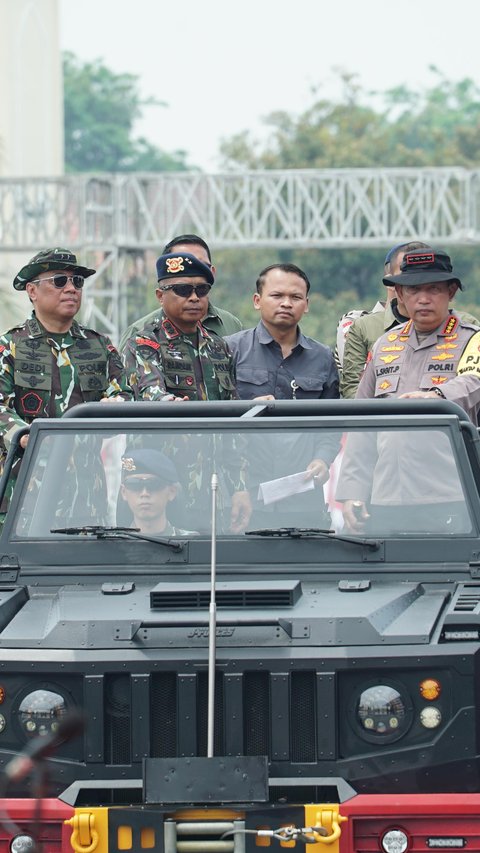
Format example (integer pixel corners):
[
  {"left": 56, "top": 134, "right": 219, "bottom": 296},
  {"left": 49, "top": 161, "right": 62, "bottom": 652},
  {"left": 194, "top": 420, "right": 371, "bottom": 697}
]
[
  {"left": 338, "top": 247, "right": 480, "bottom": 530},
  {"left": 122, "top": 251, "right": 237, "bottom": 401},
  {"left": 0, "top": 247, "right": 131, "bottom": 469},
  {"left": 340, "top": 242, "right": 480, "bottom": 398}
]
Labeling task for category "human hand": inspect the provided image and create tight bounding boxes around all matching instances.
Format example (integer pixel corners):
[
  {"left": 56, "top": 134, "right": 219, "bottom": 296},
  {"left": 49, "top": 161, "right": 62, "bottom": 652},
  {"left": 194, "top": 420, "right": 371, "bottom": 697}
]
[
  {"left": 230, "top": 490, "right": 252, "bottom": 533},
  {"left": 253, "top": 395, "right": 275, "bottom": 401},
  {"left": 342, "top": 500, "right": 370, "bottom": 532},
  {"left": 19, "top": 433, "right": 29, "bottom": 449},
  {"left": 305, "top": 459, "right": 329, "bottom": 486},
  {"left": 398, "top": 391, "right": 439, "bottom": 399},
  {"left": 100, "top": 396, "right": 124, "bottom": 403}
]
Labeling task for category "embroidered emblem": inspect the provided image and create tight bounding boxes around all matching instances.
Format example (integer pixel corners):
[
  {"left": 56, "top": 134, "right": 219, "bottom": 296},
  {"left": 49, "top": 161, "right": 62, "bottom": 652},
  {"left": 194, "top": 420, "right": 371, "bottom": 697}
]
[
  {"left": 381, "top": 345, "right": 404, "bottom": 352},
  {"left": 379, "top": 380, "right": 391, "bottom": 391},
  {"left": 405, "top": 252, "right": 434, "bottom": 265},
  {"left": 432, "top": 376, "right": 448, "bottom": 385},
  {"left": 121, "top": 457, "right": 136, "bottom": 471},
  {"left": 387, "top": 334, "right": 398, "bottom": 342},
  {"left": 20, "top": 391, "right": 42, "bottom": 416},
  {"left": 432, "top": 353, "right": 454, "bottom": 361},
  {"left": 445, "top": 334, "right": 458, "bottom": 341},
  {"left": 166, "top": 256, "right": 185, "bottom": 274},
  {"left": 456, "top": 331, "right": 480, "bottom": 376},
  {"left": 136, "top": 337, "right": 160, "bottom": 350},
  {"left": 379, "top": 354, "right": 400, "bottom": 364},
  {"left": 436, "top": 343, "right": 458, "bottom": 350}
]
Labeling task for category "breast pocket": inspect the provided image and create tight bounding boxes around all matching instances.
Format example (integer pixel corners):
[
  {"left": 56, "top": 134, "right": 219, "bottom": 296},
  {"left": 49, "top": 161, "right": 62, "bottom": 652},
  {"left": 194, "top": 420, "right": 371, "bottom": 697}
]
[
  {"left": 236, "top": 367, "right": 271, "bottom": 399},
  {"left": 374, "top": 374, "right": 400, "bottom": 397},
  {"left": 293, "top": 374, "right": 328, "bottom": 398}
]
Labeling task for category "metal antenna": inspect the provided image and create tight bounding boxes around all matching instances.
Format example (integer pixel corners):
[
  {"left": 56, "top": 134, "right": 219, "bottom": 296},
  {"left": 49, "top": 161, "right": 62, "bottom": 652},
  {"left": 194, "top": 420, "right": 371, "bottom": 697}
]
[{"left": 207, "top": 472, "right": 218, "bottom": 757}]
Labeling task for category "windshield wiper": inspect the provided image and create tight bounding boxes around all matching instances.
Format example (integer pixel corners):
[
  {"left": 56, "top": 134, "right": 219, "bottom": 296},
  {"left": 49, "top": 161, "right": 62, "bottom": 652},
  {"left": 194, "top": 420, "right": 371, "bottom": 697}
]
[
  {"left": 244, "top": 527, "right": 381, "bottom": 549},
  {"left": 50, "top": 525, "right": 185, "bottom": 552}
]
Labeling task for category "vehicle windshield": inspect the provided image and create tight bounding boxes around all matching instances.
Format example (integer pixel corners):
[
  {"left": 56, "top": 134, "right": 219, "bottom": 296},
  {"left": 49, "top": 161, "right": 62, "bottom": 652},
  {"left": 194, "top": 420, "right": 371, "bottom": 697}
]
[{"left": 10, "top": 422, "right": 475, "bottom": 539}]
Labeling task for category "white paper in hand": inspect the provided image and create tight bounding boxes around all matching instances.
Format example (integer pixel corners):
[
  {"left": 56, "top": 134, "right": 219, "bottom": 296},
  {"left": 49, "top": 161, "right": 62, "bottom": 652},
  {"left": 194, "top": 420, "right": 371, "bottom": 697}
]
[{"left": 257, "top": 470, "right": 314, "bottom": 506}]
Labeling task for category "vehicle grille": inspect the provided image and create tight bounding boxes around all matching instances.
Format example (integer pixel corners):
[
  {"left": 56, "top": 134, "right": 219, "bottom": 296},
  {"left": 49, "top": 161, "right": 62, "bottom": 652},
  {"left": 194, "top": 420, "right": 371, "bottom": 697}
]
[{"left": 104, "top": 668, "right": 323, "bottom": 766}]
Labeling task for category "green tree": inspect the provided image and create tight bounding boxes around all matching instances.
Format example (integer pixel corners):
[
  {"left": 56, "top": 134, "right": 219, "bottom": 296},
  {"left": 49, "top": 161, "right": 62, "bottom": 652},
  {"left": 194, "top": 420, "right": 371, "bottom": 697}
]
[
  {"left": 215, "top": 70, "right": 480, "bottom": 347},
  {"left": 220, "top": 70, "right": 480, "bottom": 170},
  {"left": 63, "top": 52, "right": 190, "bottom": 173}
]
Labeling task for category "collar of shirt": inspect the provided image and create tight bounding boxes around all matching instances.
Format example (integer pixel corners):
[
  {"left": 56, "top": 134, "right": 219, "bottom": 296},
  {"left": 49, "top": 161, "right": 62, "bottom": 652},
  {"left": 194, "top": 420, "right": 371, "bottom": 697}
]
[
  {"left": 27, "top": 312, "right": 84, "bottom": 340},
  {"left": 256, "top": 320, "right": 312, "bottom": 350},
  {"left": 160, "top": 314, "right": 211, "bottom": 343}
]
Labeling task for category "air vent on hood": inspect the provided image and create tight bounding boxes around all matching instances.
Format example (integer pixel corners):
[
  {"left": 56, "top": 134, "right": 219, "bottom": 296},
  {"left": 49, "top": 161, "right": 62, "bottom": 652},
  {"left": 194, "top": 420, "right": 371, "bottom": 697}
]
[
  {"left": 452, "top": 585, "right": 480, "bottom": 613},
  {"left": 150, "top": 580, "right": 302, "bottom": 610}
]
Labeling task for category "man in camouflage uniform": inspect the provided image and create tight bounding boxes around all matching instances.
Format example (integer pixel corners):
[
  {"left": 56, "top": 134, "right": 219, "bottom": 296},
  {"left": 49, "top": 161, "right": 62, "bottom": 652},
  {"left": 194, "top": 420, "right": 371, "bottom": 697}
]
[
  {"left": 119, "top": 233, "right": 242, "bottom": 350},
  {"left": 0, "top": 248, "right": 132, "bottom": 508},
  {"left": 122, "top": 252, "right": 250, "bottom": 531},
  {"left": 122, "top": 252, "right": 237, "bottom": 401},
  {"left": 338, "top": 247, "right": 480, "bottom": 531}
]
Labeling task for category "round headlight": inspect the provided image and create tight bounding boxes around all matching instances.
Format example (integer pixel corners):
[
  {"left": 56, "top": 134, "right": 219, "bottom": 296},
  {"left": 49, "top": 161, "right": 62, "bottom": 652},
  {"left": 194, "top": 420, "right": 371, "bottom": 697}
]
[
  {"left": 16, "top": 689, "right": 68, "bottom": 739},
  {"left": 355, "top": 683, "right": 411, "bottom": 742},
  {"left": 10, "top": 835, "right": 36, "bottom": 853},
  {"left": 420, "top": 706, "right": 442, "bottom": 729},
  {"left": 381, "top": 829, "right": 409, "bottom": 853}
]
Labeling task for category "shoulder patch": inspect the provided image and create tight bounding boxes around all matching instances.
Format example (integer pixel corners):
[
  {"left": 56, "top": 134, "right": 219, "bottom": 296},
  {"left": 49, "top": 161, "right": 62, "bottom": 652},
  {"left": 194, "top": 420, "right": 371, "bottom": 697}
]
[
  {"left": 456, "top": 331, "right": 480, "bottom": 376},
  {"left": 135, "top": 337, "right": 160, "bottom": 350}
]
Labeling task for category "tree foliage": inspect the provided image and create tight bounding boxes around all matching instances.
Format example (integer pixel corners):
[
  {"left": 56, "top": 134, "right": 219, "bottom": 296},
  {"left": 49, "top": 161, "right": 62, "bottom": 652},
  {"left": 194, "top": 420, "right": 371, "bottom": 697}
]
[
  {"left": 220, "top": 70, "right": 480, "bottom": 170},
  {"left": 210, "top": 70, "right": 480, "bottom": 347},
  {"left": 63, "top": 52, "right": 189, "bottom": 173}
]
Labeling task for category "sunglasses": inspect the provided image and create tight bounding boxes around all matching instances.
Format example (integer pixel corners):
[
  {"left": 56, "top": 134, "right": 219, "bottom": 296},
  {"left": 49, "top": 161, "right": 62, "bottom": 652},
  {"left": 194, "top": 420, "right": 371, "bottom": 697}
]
[
  {"left": 160, "top": 283, "right": 211, "bottom": 298},
  {"left": 124, "top": 476, "right": 168, "bottom": 493},
  {"left": 30, "top": 274, "right": 85, "bottom": 290}
]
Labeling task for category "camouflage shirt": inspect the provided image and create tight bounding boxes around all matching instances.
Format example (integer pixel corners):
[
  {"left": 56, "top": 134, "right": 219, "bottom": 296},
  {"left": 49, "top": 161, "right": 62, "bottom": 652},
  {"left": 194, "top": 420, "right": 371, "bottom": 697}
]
[
  {"left": 0, "top": 313, "right": 132, "bottom": 462},
  {"left": 122, "top": 312, "right": 237, "bottom": 401}
]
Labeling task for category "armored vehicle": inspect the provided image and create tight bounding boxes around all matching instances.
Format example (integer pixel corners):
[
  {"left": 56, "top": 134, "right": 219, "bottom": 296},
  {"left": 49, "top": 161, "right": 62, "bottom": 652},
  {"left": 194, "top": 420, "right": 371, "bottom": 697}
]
[{"left": 0, "top": 398, "right": 480, "bottom": 853}]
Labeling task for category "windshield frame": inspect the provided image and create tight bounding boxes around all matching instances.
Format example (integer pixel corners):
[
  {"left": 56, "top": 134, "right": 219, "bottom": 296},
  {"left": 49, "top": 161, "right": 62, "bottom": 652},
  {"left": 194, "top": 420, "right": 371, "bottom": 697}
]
[{"left": 2, "top": 403, "right": 480, "bottom": 575}]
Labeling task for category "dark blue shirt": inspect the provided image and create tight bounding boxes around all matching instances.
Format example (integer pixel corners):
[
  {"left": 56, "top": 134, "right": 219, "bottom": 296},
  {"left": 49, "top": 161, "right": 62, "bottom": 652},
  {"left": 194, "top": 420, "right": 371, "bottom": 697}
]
[{"left": 225, "top": 321, "right": 339, "bottom": 400}]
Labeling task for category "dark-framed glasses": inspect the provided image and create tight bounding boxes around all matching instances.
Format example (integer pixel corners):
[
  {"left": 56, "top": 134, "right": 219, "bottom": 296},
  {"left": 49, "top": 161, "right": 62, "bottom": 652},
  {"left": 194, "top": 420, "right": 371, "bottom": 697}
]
[
  {"left": 124, "top": 476, "right": 167, "bottom": 493},
  {"left": 30, "top": 274, "right": 85, "bottom": 290},
  {"left": 160, "top": 283, "right": 211, "bottom": 298}
]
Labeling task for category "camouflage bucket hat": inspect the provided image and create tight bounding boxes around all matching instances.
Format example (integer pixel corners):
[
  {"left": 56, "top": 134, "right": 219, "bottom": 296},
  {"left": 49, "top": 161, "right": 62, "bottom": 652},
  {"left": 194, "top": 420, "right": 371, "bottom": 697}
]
[{"left": 13, "top": 248, "right": 96, "bottom": 291}]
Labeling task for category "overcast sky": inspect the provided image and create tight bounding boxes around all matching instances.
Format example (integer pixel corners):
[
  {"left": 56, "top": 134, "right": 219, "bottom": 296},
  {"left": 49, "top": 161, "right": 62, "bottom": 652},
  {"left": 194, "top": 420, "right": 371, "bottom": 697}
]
[{"left": 59, "top": 0, "right": 480, "bottom": 171}]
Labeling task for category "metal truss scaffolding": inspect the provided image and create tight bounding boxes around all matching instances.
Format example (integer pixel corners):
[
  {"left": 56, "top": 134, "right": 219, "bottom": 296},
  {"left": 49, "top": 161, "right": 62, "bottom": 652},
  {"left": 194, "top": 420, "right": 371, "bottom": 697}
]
[{"left": 1, "top": 168, "right": 479, "bottom": 342}]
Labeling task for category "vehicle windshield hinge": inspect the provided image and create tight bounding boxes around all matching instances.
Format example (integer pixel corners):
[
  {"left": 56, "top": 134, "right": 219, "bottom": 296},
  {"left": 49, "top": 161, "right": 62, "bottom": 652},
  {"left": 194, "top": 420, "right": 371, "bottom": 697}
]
[{"left": 0, "top": 554, "right": 20, "bottom": 582}]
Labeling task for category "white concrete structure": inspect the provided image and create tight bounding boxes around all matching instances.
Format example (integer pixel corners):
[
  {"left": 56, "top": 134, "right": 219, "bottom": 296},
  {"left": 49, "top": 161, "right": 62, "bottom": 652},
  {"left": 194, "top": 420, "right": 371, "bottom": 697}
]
[{"left": 0, "top": 0, "right": 63, "bottom": 329}]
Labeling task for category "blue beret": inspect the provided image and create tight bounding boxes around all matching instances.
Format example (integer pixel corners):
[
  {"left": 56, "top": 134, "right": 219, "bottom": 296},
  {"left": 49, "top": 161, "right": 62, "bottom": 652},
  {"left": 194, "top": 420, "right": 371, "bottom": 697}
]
[
  {"left": 156, "top": 252, "right": 214, "bottom": 285},
  {"left": 121, "top": 450, "right": 178, "bottom": 483}
]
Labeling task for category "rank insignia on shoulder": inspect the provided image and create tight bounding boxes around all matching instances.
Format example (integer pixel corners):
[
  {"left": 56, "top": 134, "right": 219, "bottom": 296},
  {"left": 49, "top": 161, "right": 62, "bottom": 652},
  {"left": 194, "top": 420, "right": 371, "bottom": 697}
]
[{"left": 442, "top": 316, "right": 458, "bottom": 335}]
